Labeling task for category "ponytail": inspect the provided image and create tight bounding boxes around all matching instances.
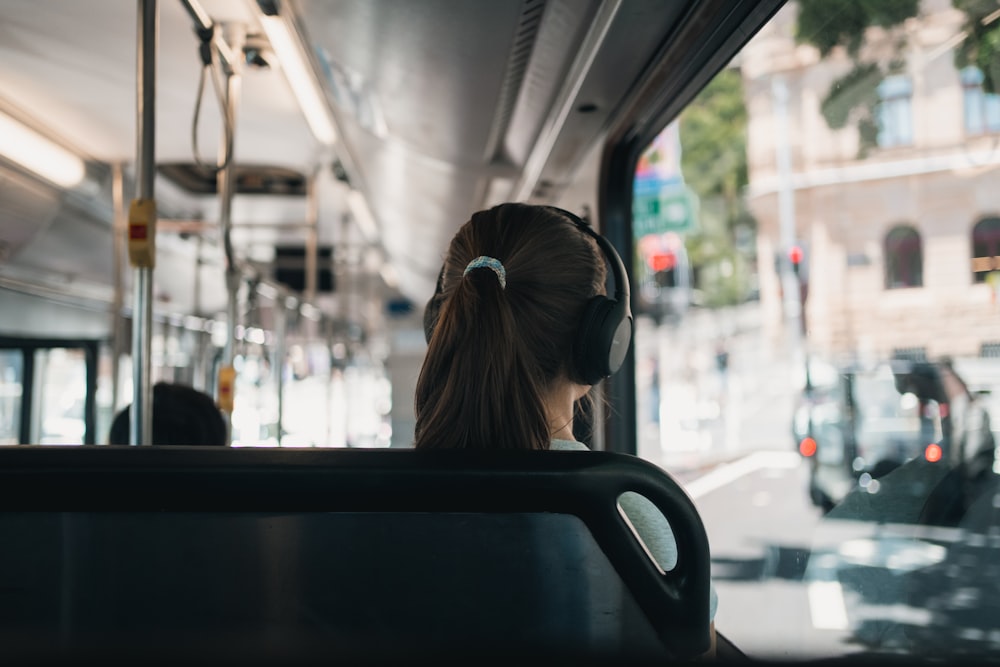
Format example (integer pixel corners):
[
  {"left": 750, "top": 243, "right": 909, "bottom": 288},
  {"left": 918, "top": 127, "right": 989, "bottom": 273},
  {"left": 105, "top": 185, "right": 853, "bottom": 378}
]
[
  {"left": 413, "top": 203, "right": 606, "bottom": 451},
  {"left": 415, "top": 267, "right": 550, "bottom": 450}
]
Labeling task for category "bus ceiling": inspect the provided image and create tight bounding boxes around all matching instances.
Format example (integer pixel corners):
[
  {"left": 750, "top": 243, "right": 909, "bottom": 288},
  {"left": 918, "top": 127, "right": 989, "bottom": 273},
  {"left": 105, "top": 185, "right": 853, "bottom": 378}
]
[{"left": 0, "top": 0, "right": 784, "bottom": 309}]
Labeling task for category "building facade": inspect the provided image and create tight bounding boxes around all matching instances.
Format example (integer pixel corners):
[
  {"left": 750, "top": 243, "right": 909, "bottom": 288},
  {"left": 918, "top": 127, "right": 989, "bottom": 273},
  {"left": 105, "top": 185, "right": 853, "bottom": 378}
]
[{"left": 742, "top": 0, "right": 1000, "bottom": 363}]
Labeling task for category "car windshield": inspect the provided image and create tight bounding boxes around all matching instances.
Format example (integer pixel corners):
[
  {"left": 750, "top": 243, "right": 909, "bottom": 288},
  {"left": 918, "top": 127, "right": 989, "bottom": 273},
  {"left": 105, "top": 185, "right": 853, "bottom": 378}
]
[{"left": 631, "top": 0, "right": 1000, "bottom": 660}]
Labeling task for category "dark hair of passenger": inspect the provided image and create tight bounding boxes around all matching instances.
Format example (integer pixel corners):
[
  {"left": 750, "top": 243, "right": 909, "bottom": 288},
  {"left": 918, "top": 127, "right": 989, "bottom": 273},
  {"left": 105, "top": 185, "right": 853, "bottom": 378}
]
[
  {"left": 108, "top": 382, "right": 228, "bottom": 446},
  {"left": 415, "top": 203, "right": 605, "bottom": 451}
]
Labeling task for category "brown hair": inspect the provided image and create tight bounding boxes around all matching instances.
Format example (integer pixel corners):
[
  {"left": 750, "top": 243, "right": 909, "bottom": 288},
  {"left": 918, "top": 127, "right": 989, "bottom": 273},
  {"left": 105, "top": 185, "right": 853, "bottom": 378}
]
[{"left": 414, "top": 203, "right": 605, "bottom": 450}]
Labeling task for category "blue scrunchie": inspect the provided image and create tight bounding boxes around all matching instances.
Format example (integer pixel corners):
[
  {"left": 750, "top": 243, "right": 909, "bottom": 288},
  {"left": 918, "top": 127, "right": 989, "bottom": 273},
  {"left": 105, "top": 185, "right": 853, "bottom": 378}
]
[{"left": 463, "top": 256, "right": 506, "bottom": 289}]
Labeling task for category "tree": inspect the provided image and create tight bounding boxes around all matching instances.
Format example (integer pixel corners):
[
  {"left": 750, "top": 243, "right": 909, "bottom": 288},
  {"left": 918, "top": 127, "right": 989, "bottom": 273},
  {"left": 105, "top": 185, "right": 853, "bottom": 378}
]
[
  {"left": 796, "top": 0, "right": 919, "bottom": 156},
  {"left": 798, "top": 0, "right": 1000, "bottom": 152},
  {"left": 796, "top": 0, "right": 919, "bottom": 57},
  {"left": 677, "top": 68, "right": 757, "bottom": 307},
  {"left": 954, "top": 0, "right": 1000, "bottom": 93}
]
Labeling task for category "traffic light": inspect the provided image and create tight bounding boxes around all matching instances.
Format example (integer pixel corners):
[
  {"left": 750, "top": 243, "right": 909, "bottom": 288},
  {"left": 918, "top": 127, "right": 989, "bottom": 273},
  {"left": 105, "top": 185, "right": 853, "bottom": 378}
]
[
  {"left": 647, "top": 250, "right": 676, "bottom": 288},
  {"left": 788, "top": 245, "right": 803, "bottom": 277}
]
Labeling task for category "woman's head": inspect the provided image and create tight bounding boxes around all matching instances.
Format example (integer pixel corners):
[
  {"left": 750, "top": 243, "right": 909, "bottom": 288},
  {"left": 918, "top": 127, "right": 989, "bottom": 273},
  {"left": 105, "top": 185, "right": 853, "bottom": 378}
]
[{"left": 415, "top": 203, "right": 609, "bottom": 450}]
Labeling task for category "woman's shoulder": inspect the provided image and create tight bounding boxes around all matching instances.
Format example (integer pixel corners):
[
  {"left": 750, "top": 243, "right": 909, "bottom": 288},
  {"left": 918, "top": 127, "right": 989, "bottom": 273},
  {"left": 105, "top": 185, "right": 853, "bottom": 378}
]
[{"left": 549, "top": 439, "right": 589, "bottom": 451}]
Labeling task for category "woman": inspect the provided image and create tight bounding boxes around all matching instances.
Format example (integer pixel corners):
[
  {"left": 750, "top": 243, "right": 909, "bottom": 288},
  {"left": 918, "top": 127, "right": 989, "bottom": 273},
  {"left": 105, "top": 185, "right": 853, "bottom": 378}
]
[{"left": 415, "top": 203, "right": 717, "bottom": 653}]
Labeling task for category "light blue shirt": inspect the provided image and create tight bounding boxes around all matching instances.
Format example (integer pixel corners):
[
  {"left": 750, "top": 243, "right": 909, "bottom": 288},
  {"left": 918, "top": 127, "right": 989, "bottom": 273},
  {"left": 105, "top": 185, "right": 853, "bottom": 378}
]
[{"left": 550, "top": 438, "right": 718, "bottom": 621}]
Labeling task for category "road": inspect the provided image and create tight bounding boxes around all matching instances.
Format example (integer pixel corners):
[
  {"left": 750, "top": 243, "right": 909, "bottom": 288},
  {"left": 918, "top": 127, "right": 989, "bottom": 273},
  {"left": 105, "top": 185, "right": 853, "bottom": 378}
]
[
  {"left": 690, "top": 452, "right": 852, "bottom": 659},
  {"left": 632, "top": 306, "right": 1000, "bottom": 660},
  {"left": 631, "top": 307, "right": 847, "bottom": 658},
  {"left": 686, "top": 451, "right": 1000, "bottom": 660}
]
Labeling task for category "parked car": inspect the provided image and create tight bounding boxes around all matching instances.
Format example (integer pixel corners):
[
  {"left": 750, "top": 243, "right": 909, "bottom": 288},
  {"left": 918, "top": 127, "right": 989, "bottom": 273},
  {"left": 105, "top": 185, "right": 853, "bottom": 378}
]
[{"left": 795, "top": 359, "right": 995, "bottom": 513}]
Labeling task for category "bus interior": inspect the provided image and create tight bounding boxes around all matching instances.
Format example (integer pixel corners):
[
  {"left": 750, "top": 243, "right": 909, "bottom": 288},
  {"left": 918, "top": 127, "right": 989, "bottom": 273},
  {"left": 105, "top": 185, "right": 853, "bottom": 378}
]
[{"left": 3, "top": 0, "right": 1000, "bottom": 662}]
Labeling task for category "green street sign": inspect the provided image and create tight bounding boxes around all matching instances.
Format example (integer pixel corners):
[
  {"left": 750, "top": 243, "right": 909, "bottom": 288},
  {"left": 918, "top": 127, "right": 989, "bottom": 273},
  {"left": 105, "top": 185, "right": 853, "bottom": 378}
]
[{"left": 633, "top": 186, "right": 698, "bottom": 237}]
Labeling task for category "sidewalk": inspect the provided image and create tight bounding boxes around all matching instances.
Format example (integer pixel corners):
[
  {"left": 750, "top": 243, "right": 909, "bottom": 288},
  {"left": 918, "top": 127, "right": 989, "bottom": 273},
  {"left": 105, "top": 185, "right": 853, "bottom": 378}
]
[{"left": 635, "top": 302, "right": 797, "bottom": 474}]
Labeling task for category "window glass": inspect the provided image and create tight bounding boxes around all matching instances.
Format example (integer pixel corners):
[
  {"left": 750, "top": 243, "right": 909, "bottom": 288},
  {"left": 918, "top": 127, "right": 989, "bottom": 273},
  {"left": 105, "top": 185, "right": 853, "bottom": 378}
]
[
  {"left": 0, "top": 350, "right": 23, "bottom": 444},
  {"left": 34, "top": 348, "right": 86, "bottom": 444},
  {"left": 633, "top": 1, "right": 1000, "bottom": 660},
  {"left": 877, "top": 75, "right": 913, "bottom": 147},
  {"left": 962, "top": 67, "right": 1000, "bottom": 134}
]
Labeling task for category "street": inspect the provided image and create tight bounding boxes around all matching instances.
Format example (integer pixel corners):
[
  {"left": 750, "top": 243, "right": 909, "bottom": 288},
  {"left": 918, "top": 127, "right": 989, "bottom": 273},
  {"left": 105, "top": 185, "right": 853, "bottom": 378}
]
[
  {"left": 632, "top": 305, "right": 1000, "bottom": 660},
  {"left": 693, "top": 452, "right": 851, "bottom": 659}
]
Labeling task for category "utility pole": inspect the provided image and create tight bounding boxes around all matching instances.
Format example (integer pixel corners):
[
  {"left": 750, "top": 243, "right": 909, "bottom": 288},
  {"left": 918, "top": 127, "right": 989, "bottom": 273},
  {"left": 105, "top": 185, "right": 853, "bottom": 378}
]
[{"left": 772, "top": 75, "right": 810, "bottom": 392}]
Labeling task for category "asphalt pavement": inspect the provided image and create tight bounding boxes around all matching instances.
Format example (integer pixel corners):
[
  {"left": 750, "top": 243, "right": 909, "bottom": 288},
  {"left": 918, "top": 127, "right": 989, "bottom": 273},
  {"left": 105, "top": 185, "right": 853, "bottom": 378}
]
[{"left": 633, "top": 305, "right": 1000, "bottom": 660}]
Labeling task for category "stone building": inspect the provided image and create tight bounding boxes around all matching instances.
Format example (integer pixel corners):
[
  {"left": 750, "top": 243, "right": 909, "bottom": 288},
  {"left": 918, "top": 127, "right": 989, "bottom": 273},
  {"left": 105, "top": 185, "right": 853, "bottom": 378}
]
[{"left": 741, "top": 0, "right": 1000, "bottom": 363}]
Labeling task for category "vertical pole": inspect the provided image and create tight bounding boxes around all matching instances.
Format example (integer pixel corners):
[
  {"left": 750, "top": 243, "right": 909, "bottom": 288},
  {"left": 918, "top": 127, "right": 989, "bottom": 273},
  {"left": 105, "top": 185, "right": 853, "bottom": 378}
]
[
  {"left": 193, "top": 234, "right": 203, "bottom": 317},
  {"left": 84, "top": 342, "right": 98, "bottom": 445},
  {"left": 274, "top": 299, "right": 287, "bottom": 446},
  {"left": 18, "top": 350, "right": 33, "bottom": 444},
  {"left": 772, "top": 76, "right": 809, "bottom": 392},
  {"left": 217, "top": 22, "right": 245, "bottom": 444},
  {"left": 110, "top": 163, "right": 126, "bottom": 416},
  {"left": 772, "top": 76, "right": 798, "bottom": 320},
  {"left": 305, "top": 172, "right": 319, "bottom": 305},
  {"left": 131, "top": 0, "right": 157, "bottom": 446}
]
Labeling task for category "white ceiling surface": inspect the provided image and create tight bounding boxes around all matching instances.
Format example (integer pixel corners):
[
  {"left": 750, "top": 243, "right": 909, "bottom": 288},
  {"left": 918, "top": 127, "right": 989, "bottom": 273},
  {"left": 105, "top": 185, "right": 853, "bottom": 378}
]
[
  {"left": 0, "top": 0, "right": 314, "bottom": 166},
  {"left": 0, "top": 0, "right": 350, "bottom": 316},
  {"left": 0, "top": 0, "right": 627, "bottom": 312}
]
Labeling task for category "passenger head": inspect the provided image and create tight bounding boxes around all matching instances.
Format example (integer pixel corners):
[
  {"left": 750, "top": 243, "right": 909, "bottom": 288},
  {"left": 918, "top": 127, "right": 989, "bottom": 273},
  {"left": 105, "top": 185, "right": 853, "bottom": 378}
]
[
  {"left": 415, "top": 203, "right": 611, "bottom": 450},
  {"left": 108, "top": 382, "right": 227, "bottom": 446}
]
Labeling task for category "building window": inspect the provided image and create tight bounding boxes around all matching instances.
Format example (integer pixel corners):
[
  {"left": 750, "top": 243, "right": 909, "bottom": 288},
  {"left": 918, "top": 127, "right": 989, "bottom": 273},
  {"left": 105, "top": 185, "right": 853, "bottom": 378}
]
[
  {"left": 884, "top": 225, "right": 922, "bottom": 289},
  {"left": 876, "top": 75, "right": 913, "bottom": 147},
  {"left": 972, "top": 217, "right": 1000, "bottom": 283},
  {"left": 961, "top": 67, "right": 1000, "bottom": 135}
]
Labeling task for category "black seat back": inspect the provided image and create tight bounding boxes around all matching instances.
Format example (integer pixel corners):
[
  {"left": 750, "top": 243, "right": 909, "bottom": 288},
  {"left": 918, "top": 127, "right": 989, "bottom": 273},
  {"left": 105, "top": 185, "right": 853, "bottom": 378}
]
[{"left": 0, "top": 447, "right": 711, "bottom": 661}]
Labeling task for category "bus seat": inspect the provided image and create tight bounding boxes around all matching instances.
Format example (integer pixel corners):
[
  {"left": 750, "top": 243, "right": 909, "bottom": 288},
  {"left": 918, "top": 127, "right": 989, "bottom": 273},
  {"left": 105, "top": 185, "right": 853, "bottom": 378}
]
[{"left": 0, "top": 446, "right": 711, "bottom": 662}]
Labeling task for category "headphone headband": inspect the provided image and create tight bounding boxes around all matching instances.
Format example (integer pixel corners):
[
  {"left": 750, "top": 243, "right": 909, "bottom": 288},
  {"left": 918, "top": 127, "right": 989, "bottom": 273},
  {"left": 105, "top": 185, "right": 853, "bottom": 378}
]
[{"left": 541, "top": 206, "right": 631, "bottom": 316}]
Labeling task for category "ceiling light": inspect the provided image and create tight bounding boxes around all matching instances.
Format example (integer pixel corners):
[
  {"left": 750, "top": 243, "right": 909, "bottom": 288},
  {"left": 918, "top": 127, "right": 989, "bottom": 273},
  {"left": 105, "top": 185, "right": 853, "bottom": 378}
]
[
  {"left": 0, "top": 111, "right": 85, "bottom": 188},
  {"left": 258, "top": 15, "right": 337, "bottom": 145}
]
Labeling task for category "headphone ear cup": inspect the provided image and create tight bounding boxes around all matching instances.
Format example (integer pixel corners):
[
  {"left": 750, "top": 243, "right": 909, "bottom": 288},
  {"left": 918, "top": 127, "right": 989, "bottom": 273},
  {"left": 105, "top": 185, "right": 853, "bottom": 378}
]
[{"left": 574, "top": 296, "right": 616, "bottom": 385}]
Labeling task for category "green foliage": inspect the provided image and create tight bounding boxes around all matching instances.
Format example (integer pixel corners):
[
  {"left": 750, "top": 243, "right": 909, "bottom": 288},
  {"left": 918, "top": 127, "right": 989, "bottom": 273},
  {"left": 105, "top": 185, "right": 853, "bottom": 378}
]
[
  {"left": 674, "top": 71, "right": 757, "bottom": 308},
  {"left": 819, "top": 63, "right": 881, "bottom": 129},
  {"left": 796, "top": 0, "right": 919, "bottom": 57},
  {"left": 954, "top": 0, "right": 1000, "bottom": 93},
  {"left": 679, "top": 69, "right": 748, "bottom": 201},
  {"left": 797, "top": 0, "right": 919, "bottom": 156}
]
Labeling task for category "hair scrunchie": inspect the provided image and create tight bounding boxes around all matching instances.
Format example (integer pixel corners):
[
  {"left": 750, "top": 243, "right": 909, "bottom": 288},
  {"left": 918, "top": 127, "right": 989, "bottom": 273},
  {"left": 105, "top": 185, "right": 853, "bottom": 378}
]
[{"left": 463, "top": 256, "right": 506, "bottom": 289}]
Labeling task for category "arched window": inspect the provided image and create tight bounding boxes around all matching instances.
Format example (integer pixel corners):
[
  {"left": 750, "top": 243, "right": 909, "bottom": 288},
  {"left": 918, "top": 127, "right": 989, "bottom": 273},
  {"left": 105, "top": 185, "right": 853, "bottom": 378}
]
[
  {"left": 884, "top": 225, "right": 922, "bottom": 289},
  {"left": 972, "top": 217, "right": 1000, "bottom": 283}
]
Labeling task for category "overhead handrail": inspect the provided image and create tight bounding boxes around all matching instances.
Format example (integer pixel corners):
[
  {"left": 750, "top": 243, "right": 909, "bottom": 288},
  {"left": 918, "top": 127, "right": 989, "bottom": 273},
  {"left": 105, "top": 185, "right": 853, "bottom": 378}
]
[{"left": 181, "top": 0, "right": 239, "bottom": 174}]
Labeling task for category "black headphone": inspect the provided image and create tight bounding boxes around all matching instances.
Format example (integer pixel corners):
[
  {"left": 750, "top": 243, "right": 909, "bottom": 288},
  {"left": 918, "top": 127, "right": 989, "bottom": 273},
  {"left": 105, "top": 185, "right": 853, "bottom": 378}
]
[{"left": 423, "top": 206, "right": 633, "bottom": 385}]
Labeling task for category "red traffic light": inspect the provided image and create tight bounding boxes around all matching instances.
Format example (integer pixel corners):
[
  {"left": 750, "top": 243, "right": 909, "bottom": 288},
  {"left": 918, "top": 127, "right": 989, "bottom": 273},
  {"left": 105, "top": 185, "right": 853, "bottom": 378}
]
[
  {"left": 647, "top": 251, "right": 676, "bottom": 272},
  {"left": 788, "top": 245, "right": 803, "bottom": 265}
]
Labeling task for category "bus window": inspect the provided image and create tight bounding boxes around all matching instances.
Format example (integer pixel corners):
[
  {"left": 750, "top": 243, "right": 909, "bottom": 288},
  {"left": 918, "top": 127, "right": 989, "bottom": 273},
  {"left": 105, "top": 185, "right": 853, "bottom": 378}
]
[
  {"left": 34, "top": 347, "right": 87, "bottom": 444},
  {"left": 0, "top": 350, "right": 23, "bottom": 444},
  {"left": 632, "top": 1, "right": 1000, "bottom": 660}
]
